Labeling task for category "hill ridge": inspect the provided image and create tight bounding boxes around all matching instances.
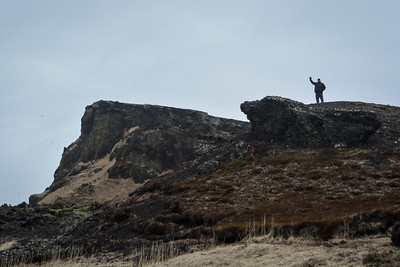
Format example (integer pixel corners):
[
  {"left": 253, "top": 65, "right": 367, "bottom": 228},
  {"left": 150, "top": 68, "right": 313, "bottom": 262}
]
[{"left": 2, "top": 96, "right": 400, "bottom": 265}]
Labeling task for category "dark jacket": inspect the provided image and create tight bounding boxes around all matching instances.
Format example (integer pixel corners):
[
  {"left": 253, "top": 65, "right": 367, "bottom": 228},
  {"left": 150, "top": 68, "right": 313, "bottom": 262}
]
[{"left": 310, "top": 78, "right": 326, "bottom": 94}]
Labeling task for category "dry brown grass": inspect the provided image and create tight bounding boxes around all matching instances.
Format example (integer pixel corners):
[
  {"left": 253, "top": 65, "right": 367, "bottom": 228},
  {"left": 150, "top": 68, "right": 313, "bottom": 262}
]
[
  {"left": 28, "top": 234, "right": 397, "bottom": 267},
  {"left": 10, "top": 214, "right": 400, "bottom": 267},
  {"left": 145, "top": 234, "right": 400, "bottom": 267},
  {"left": 16, "top": 240, "right": 208, "bottom": 267},
  {"left": 171, "top": 147, "right": 400, "bottom": 232},
  {"left": 12, "top": 231, "right": 399, "bottom": 267}
]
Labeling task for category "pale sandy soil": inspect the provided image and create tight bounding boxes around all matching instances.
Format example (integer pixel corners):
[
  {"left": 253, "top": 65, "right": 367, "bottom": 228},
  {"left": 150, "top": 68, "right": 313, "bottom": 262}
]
[
  {"left": 33, "top": 130, "right": 146, "bottom": 206},
  {"left": 20, "top": 234, "right": 400, "bottom": 267},
  {"left": 35, "top": 155, "right": 142, "bottom": 206}
]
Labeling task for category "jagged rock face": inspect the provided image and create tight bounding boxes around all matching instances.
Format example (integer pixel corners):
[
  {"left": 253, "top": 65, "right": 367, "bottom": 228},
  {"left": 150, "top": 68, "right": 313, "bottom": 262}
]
[
  {"left": 59, "top": 101, "right": 249, "bottom": 181},
  {"left": 240, "top": 96, "right": 400, "bottom": 149},
  {"left": 30, "top": 101, "right": 249, "bottom": 205}
]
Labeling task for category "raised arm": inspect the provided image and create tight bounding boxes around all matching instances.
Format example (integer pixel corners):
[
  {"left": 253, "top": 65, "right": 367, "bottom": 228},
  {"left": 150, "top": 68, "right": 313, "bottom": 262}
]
[{"left": 309, "top": 77, "right": 316, "bottom": 85}]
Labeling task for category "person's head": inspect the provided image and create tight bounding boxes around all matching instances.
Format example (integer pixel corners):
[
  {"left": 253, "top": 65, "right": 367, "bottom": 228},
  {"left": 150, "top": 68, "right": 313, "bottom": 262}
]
[{"left": 317, "top": 78, "right": 321, "bottom": 82}]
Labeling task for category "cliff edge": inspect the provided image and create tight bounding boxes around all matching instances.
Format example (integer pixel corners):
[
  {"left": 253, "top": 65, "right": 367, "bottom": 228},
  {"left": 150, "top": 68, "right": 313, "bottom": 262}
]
[
  {"left": 30, "top": 101, "right": 249, "bottom": 205},
  {"left": 241, "top": 96, "right": 399, "bottom": 150}
]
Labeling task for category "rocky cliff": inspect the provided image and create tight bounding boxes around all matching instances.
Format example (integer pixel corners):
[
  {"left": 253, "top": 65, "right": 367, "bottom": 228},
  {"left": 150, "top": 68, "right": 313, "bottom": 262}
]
[
  {"left": 30, "top": 97, "right": 400, "bottom": 206},
  {"left": 30, "top": 101, "right": 249, "bottom": 205},
  {"left": 3, "top": 96, "right": 399, "bottom": 266}
]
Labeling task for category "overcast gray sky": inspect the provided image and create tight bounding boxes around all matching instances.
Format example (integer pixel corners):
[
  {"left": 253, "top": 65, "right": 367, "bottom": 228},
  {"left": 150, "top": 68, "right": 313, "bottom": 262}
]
[{"left": 1, "top": 0, "right": 399, "bottom": 205}]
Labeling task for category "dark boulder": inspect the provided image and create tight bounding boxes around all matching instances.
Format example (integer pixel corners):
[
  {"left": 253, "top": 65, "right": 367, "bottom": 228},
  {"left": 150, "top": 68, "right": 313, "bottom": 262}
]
[{"left": 240, "top": 96, "right": 383, "bottom": 148}]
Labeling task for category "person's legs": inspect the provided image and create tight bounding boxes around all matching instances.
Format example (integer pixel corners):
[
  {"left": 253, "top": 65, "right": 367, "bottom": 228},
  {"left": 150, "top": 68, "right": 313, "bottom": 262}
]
[{"left": 316, "top": 93, "right": 323, "bottom": 103}]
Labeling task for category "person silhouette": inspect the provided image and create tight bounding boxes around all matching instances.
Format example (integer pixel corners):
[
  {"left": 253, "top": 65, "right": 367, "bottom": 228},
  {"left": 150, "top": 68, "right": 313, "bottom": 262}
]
[{"left": 309, "top": 77, "right": 326, "bottom": 104}]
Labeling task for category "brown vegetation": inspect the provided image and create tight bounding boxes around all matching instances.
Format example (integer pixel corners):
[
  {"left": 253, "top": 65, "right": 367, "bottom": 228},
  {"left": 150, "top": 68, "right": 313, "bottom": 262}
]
[{"left": 141, "top": 144, "right": 400, "bottom": 242}]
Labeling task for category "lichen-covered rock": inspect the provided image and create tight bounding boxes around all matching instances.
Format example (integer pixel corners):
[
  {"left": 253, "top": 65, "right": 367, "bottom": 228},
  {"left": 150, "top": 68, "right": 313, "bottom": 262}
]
[
  {"left": 197, "top": 159, "right": 219, "bottom": 174},
  {"left": 240, "top": 96, "right": 387, "bottom": 148}
]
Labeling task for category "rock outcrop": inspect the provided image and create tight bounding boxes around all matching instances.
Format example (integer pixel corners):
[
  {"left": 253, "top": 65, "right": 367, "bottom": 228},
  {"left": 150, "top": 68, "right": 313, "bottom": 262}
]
[
  {"left": 30, "top": 101, "right": 249, "bottom": 205},
  {"left": 241, "top": 96, "right": 399, "bottom": 150},
  {"left": 31, "top": 97, "right": 400, "bottom": 206},
  {"left": 4, "top": 97, "right": 400, "bottom": 265}
]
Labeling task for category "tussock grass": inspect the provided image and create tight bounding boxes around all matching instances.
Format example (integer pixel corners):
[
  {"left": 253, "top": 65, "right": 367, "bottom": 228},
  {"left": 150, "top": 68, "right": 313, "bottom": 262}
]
[
  {"left": 2, "top": 245, "right": 84, "bottom": 267},
  {"left": 8, "top": 239, "right": 215, "bottom": 267},
  {"left": 17, "top": 235, "right": 399, "bottom": 267},
  {"left": 9, "top": 214, "right": 400, "bottom": 267}
]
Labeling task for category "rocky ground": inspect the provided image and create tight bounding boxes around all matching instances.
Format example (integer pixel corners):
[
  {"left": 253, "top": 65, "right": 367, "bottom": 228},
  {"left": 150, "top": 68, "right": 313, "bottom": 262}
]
[{"left": 1, "top": 97, "right": 400, "bottom": 266}]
